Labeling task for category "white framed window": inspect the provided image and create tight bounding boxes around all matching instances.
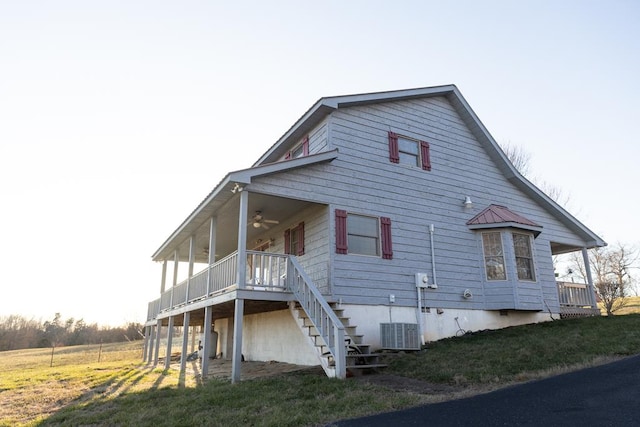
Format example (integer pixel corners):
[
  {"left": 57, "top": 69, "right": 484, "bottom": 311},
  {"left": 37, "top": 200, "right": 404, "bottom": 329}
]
[
  {"left": 285, "top": 136, "right": 309, "bottom": 160},
  {"left": 347, "top": 214, "right": 380, "bottom": 256},
  {"left": 398, "top": 137, "right": 420, "bottom": 167},
  {"left": 335, "top": 210, "right": 393, "bottom": 259},
  {"left": 388, "top": 131, "right": 431, "bottom": 170},
  {"left": 513, "top": 233, "right": 535, "bottom": 281},
  {"left": 482, "top": 232, "right": 507, "bottom": 280}
]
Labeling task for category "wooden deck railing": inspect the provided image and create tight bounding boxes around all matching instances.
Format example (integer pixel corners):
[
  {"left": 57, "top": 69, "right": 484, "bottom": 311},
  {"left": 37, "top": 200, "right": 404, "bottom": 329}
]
[
  {"left": 557, "top": 281, "right": 594, "bottom": 307},
  {"left": 146, "top": 251, "right": 290, "bottom": 320}
]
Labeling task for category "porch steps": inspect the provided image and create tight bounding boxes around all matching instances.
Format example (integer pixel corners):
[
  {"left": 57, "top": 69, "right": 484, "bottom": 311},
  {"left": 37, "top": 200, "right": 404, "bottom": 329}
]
[{"left": 290, "top": 302, "right": 387, "bottom": 378}]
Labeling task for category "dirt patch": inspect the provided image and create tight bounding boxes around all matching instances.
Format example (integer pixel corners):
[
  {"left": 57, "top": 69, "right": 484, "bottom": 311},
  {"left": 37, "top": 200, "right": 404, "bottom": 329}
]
[
  {"left": 351, "top": 373, "right": 461, "bottom": 395},
  {"left": 185, "top": 358, "right": 317, "bottom": 381},
  {"left": 350, "top": 372, "right": 513, "bottom": 405}
]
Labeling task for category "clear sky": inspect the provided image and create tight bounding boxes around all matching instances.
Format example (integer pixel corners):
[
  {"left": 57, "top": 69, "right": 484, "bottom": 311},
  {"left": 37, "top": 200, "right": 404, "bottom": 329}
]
[{"left": 1, "top": 1, "right": 638, "bottom": 326}]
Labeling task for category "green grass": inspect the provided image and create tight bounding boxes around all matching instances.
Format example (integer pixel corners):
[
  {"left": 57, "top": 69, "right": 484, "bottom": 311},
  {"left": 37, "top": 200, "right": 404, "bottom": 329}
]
[
  {"left": 2, "top": 315, "right": 640, "bottom": 427},
  {"left": 386, "top": 315, "right": 640, "bottom": 385}
]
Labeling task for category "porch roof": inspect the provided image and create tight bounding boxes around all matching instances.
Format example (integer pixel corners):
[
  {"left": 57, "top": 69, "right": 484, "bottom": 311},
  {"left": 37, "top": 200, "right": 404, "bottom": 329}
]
[{"left": 151, "top": 149, "right": 338, "bottom": 262}]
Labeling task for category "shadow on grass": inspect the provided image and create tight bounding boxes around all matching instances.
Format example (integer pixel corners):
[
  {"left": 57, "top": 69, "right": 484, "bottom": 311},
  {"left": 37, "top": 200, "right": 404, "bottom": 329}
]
[{"left": 34, "top": 362, "right": 203, "bottom": 426}]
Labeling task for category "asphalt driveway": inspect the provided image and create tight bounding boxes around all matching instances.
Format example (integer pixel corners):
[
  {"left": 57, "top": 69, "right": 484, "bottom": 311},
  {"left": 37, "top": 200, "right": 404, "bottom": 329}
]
[{"left": 333, "top": 354, "right": 640, "bottom": 426}]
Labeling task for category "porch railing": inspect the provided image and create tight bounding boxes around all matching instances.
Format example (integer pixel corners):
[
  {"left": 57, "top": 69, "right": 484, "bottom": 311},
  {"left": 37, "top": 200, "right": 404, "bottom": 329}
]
[
  {"left": 557, "top": 281, "right": 594, "bottom": 307},
  {"left": 287, "top": 256, "right": 346, "bottom": 379},
  {"left": 147, "top": 251, "right": 290, "bottom": 319}
]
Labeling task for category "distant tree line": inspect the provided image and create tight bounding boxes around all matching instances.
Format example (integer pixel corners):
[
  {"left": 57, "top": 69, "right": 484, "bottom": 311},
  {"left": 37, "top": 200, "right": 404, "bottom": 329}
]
[{"left": 0, "top": 313, "right": 143, "bottom": 351}]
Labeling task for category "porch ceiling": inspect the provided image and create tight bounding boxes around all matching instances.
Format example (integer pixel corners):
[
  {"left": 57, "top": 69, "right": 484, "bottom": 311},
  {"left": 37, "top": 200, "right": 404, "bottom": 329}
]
[
  {"left": 551, "top": 242, "right": 586, "bottom": 255},
  {"left": 157, "top": 192, "right": 316, "bottom": 263}
]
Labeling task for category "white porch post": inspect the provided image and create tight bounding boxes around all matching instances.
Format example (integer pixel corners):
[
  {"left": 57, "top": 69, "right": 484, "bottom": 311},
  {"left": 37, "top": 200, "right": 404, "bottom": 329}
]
[
  {"left": 148, "top": 326, "right": 155, "bottom": 363},
  {"left": 582, "top": 247, "right": 598, "bottom": 307},
  {"left": 160, "top": 260, "right": 167, "bottom": 294},
  {"left": 180, "top": 312, "right": 190, "bottom": 374},
  {"left": 164, "top": 316, "right": 175, "bottom": 370},
  {"left": 231, "top": 299, "right": 244, "bottom": 384},
  {"left": 232, "top": 189, "right": 248, "bottom": 383},
  {"left": 170, "top": 250, "right": 179, "bottom": 308},
  {"left": 207, "top": 216, "right": 217, "bottom": 294},
  {"left": 236, "top": 190, "right": 248, "bottom": 289},
  {"left": 186, "top": 236, "right": 195, "bottom": 304},
  {"left": 202, "top": 305, "right": 213, "bottom": 376},
  {"left": 143, "top": 326, "right": 151, "bottom": 363},
  {"left": 153, "top": 319, "right": 161, "bottom": 366}
]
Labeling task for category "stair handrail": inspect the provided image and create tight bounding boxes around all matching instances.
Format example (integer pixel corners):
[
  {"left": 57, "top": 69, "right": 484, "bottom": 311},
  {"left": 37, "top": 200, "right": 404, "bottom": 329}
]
[{"left": 287, "top": 256, "right": 346, "bottom": 379}]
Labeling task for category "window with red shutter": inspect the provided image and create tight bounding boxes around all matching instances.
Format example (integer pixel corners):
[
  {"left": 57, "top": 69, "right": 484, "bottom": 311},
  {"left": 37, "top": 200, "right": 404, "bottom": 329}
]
[
  {"left": 388, "top": 131, "right": 399, "bottom": 163},
  {"left": 381, "top": 217, "right": 393, "bottom": 259},
  {"left": 420, "top": 141, "right": 431, "bottom": 171},
  {"left": 284, "top": 229, "right": 291, "bottom": 254},
  {"left": 284, "top": 223, "right": 305, "bottom": 256},
  {"left": 389, "top": 131, "right": 432, "bottom": 171},
  {"left": 335, "top": 209, "right": 348, "bottom": 254},
  {"left": 295, "top": 222, "right": 305, "bottom": 256},
  {"left": 302, "top": 136, "right": 309, "bottom": 156},
  {"left": 286, "top": 135, "right": 309, "bottom": 160}
]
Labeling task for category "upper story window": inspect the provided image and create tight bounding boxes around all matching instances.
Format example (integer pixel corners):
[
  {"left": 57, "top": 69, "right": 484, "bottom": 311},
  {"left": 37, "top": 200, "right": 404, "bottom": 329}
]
[
  {"left": 335, "top": 210, "right": 393, "bottom": 259},
  {"left": 285, "top": 136, "right": 309, "bottom": 160},
  {"left": 482, "top": 232, "right": 507, "bottom": 280},
  {"left": 388, "top": 131, "right": 431, "bottom": 171},
  {"left": 513, "top": 233, "right": 535, "bottom": 281}
]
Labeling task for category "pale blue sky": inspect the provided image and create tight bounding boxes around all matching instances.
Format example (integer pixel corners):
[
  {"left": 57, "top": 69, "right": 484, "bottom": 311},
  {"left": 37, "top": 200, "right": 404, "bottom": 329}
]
[{"left": 1, "top": 1, "right": 638, "bottom": 325}]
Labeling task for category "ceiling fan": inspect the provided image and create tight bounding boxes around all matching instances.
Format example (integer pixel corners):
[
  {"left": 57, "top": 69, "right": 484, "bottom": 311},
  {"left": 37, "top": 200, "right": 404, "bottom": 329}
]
[{"left": 249, "top": 211, "right": 279, "bottom": 229}]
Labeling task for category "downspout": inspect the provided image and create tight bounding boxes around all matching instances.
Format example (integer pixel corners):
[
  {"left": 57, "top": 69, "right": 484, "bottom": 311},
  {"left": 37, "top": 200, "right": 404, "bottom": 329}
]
[
  {"left": 416, "top": 282, "right": 424, "bottom": 346},
  {"left": 416, "top": 224, "right": 438, "bottom": 347},
  {"left": 429, "top": 224, "right": 438, "bottom": 288}
]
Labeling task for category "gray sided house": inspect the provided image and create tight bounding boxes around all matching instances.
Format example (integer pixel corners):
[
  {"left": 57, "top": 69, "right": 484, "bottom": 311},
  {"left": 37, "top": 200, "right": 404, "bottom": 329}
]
[{"left": 142, "top": 85, "right": 605, "bottom": 381}]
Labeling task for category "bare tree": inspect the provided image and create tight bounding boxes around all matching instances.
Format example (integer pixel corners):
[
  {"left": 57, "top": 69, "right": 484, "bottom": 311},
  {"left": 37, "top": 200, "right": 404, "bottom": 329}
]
[
  {"left": 499, "top": 142, "right": 571, "bottom": 208},
  {"left": 569, "top": 244, "right": 638, "bottom": 316},
  {"left": 500, "top": 142, "right": 532, "bottom": 177}
]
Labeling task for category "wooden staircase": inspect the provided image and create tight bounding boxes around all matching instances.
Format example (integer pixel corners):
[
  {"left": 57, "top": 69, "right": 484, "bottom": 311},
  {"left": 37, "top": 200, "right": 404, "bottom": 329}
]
[{"left": 290, "top": 302, "right": 387, "bottom": 377}]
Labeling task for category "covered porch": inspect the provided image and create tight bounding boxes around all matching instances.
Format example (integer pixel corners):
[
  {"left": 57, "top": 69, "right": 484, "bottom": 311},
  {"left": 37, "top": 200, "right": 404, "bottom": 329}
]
[
  {"left": 142, "top": 153, "right": 346, "bottom": 382},
  {"left": 550, "top": 242, "right": 601, "bottom": 318},
  {"left": 557, "top": 281, "right": 601, "bottom": 318}
]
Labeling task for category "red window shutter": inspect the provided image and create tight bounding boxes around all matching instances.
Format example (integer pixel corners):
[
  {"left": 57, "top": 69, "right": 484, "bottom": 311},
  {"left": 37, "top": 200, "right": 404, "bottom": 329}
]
[
  {"left": 388, "top": 131, "right": 399, "bottom": 163},
  {"left": 420, "top": 141, "right": 431, "bottom": 171},
  {"left": 381, "top": 217, "right": 393, "bottom": 260},
  {"left": 284, "top": 229, "right": 291, "bottom": 255},
  {"left": 303, "top": 136, "right": 309, "bottom": 156},
  {"left": 296, "top": 222, "right": 305, "bottom": 256},
  {"left": 335, "top": 209, "right": 348, "bottom": 254}
]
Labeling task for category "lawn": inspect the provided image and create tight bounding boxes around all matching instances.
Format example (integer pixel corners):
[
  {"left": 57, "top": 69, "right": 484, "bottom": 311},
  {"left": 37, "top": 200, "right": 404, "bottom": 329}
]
[{"left": 2, "top": 314, "right": 640, "bottom": 427}]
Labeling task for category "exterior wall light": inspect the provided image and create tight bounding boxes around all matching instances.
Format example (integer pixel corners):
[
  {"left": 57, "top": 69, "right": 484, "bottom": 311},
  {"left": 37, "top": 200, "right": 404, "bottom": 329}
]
[{"left": 463, "top": 196, "right": 473, "bottom": 209}]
